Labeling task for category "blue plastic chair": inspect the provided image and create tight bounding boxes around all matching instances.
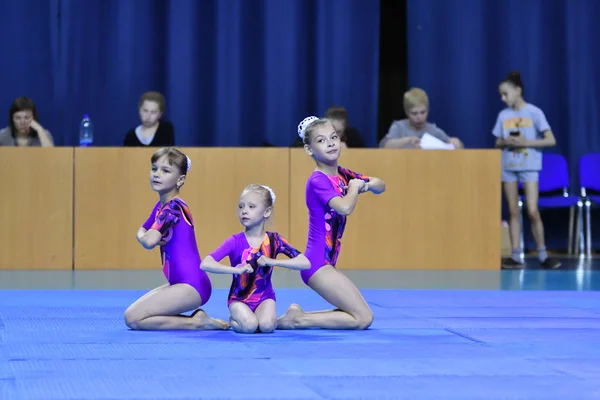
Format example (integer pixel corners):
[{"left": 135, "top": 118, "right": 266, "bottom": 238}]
[
  {"left": 518, "top": 153, "right": 583, "bottom": 256},
  {"left": 579, "top": 153, "right": 600, "bottom": 257}
]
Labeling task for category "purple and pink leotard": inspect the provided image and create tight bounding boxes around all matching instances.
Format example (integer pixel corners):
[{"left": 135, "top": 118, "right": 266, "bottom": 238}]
[
  {"left": 142, "top": 198, "right": 212, "bottom": 305},
  {"left": 209, "top": 231, "right": 300, "bottom": 312},
  {"left": 300, "top": 166, "right": 370, "bottom": 285}
]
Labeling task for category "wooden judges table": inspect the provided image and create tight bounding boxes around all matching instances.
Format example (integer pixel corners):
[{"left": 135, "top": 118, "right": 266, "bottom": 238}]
[{"left": 0, "top": 147, "right": 501, "bottom": 271}]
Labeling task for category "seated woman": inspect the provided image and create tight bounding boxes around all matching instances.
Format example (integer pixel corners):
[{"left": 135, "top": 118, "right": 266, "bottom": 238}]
[
  {"left": 124, "top": 91, "right": 175, "bottom": 147},
  {"left": 0, "top": 97, "right": 54, "bottom": 147},
  {"left": 323, "top": 105, "right": 366, "bottom": 148},
  {"left": 379, "top": 88, "right": 463, "bottom": 149},
  {"left": 291, "top": 105, "right": 366, "bottom": 148}
]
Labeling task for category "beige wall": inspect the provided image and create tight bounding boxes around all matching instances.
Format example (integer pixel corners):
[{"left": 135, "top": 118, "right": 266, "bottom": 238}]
[{"left": 0, "top": 148, "right": 501, "bottom": 271}]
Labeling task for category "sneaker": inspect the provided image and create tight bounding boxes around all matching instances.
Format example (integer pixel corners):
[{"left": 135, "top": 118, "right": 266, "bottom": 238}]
[
  {"left": 502, "top": 258, "right": 524, "bottom": 269},
  {"left": 540, "top": 258, "right": 561, "bottom": 269}
]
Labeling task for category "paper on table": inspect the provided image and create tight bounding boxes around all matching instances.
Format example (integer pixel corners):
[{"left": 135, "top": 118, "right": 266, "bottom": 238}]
[{"left": 420, "top": 133, "right": 455, "bottom": 150}]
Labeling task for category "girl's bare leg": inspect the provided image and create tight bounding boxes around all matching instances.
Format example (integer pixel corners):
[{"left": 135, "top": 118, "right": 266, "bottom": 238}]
[
  {"left": 124, "top": 283, "right": 229, "bottom": 330},
  {"left": 503, "top": 181, "right": 521, "bottom": 255},
  {"left": 277, "top": 266, "right": 373, "bottom": 330},
  {"left": 255, "top": 299, "right": 277, "bottom": 333},
  {"left": 229, "top": 301, "right": 259, "bottom": 334}
]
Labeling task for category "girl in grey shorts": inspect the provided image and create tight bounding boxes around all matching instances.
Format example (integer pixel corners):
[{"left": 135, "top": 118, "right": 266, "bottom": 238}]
[{"left": 492, "top": 71, "right": 561, "bottom": 269}]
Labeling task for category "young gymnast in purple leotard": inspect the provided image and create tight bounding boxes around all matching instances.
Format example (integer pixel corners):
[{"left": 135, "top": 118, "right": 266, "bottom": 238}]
[
  {"left": 277, "top": 117, "right": 386, "bottom": 330},
  {"left": 124, "top": 147, "right": 229, "bottom": 331},
  {"left": 201, "top": 184, "right": 310, "bottom": 333}
]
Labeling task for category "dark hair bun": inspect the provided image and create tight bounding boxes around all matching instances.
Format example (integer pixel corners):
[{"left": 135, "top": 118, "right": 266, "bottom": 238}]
[{"left": 503, "top": 71, "right": 524, "bottom": 93}]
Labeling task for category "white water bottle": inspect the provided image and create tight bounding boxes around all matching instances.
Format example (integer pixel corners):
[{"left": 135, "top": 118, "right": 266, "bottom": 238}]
[{"left": 79, "top": 114, "right": 93, "bottom": 147}]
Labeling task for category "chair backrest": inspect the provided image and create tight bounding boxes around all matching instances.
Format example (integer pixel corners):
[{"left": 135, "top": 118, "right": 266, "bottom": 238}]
[
  {"left": 538, "top": 153, "right": 569, "bottom": 193},
  {"left": 579, "top": 153, "right": 600, "bottom": 192}
]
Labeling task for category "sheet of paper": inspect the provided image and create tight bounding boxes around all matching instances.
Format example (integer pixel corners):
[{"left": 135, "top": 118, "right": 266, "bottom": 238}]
[{"left": 420, "top": 133, "right": 455, "bottom": 150}]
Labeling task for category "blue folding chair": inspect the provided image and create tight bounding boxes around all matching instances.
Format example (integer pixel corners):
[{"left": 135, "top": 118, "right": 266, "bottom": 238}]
[
  {"left": 519, "top": 153, "right": 583, "bottom": 256},
  {"left": 579, "top": 153, "right": 600, "bottom": 258}
]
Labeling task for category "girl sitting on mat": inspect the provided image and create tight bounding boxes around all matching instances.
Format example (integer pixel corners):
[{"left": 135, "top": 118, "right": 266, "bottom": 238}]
[
  {"left": 277, "top": 116, "right": 386, "bottom": 330},
  {"left": 124, "top": 147, "right": 229, "bottom": 331},
  {"left": 200, "top": 184, "right": 310, "bottom": 334}
]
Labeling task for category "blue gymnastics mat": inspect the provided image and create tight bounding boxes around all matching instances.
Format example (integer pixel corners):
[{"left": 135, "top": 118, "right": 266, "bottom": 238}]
[{"left": 1, "top": 288, "right": 600, "bottom": 399}]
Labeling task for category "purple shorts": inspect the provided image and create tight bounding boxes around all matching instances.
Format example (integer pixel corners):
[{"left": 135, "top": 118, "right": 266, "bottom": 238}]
[
  {"left": 166, "top": 269, "right": 212, "bottom": 306},
  {"left": 300, "top": 261, "right": 335, "bottom": 286},
  {"left": 228, "top": 296, "right": 275, "bottom": 313}
]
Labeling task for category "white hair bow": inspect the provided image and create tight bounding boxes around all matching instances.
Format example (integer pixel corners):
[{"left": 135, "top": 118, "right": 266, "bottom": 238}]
[
  {"left": 297, "top": 116, "right": 320, "bottom": 141},
  {"left": 261, "top": 185, "right": 276, "bottom": 205}
]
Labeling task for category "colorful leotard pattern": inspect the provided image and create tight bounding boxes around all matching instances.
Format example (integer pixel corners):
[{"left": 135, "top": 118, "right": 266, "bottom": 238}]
[
  {"left": 300, "top": 166, "right": 369, "bottom": 285},
  {"left": 209, "top": 231, "right": 300, "bottom": 309},
  {"left": 142, "top": 198, "right": 212, "bottom": 304}
]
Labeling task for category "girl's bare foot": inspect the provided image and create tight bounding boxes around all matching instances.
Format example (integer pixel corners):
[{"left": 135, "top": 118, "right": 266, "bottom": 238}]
[
  {"left": 277, "top": 304, "right": 304, "bottom": 330},
  {"left": 191, "top": 309, "right": 230, "bottom": 330}
]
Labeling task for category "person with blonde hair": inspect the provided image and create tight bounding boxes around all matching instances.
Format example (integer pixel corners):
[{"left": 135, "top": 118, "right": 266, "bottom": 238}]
[
  {"left": 379, "top": 88, "right": 462, "bottom": 149},
  {"left": 201, "top": 184, "right": 310, "bottom": 334},
  {"left": 277, "top": 116, "right": 385, "bottom": 331}
]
